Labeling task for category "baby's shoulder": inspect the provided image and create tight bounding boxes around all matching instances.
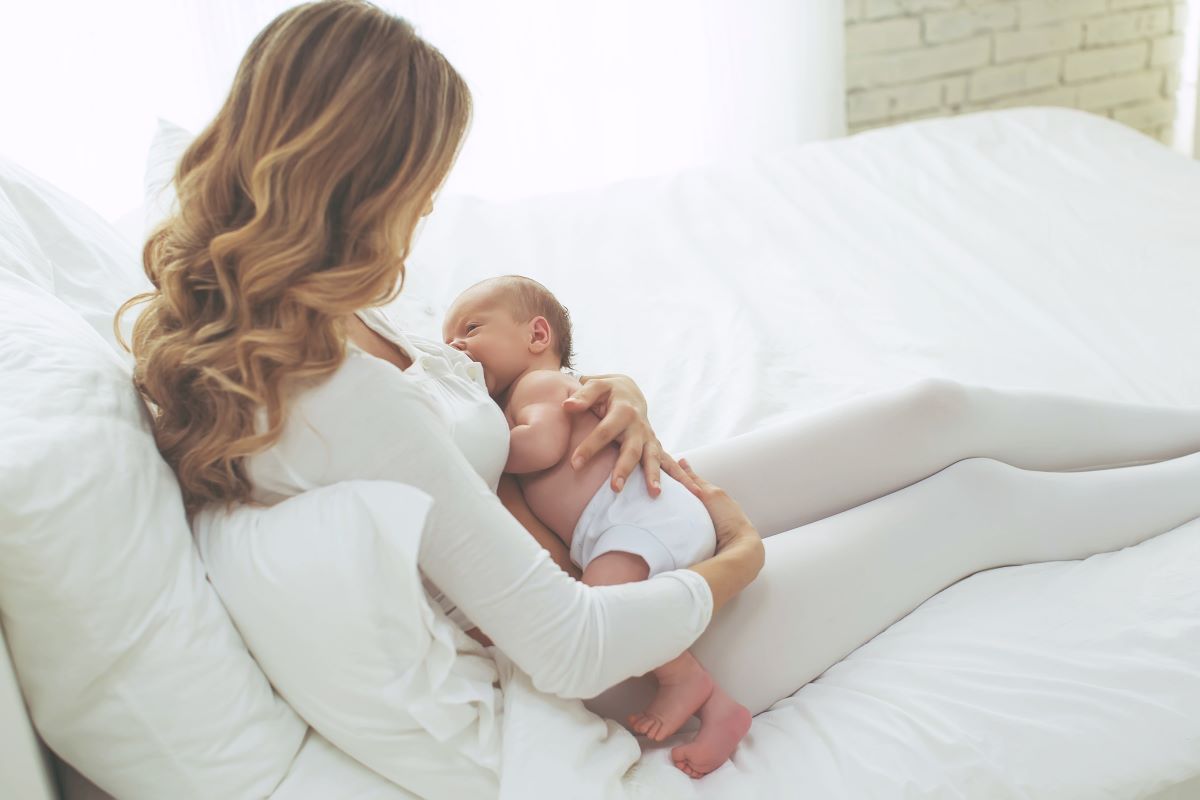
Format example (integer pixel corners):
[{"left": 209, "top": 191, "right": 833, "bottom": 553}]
[
  {"left": 512, "top": 368, "right": 578, "bottom": 396},
  {"left": 507, "top": 369, "right": 578, "bottom": 409}
]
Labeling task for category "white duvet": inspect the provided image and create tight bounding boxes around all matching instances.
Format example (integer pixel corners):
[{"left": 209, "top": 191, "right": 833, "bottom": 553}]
[{"left": 390, "top": 108, "right": 1200, "bottom": 798}]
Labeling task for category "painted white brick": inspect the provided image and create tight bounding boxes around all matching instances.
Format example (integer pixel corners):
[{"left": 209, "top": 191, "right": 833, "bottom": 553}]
[
  {"left": 1062, "top": 41, "right": 1149, "bottom": 82},
  {"left": 847, "top": 18, "right": 923, "bottom": 54},
  {"left": 1082, "top": 7, "right": 1171, "bottom": 45},
  {"left": 965, "top": 85, "right": 1081, "bottom": 111},
  {"left": 864, "top": 0, "right": 903, "bottom": 18},
  {"left": 968, "top": 56, "right": 1062, "bottom": 101},
  {"left": 944, "top": 76, "right": 968, "bottom": 105},
  {"left": 1172, "top": 2, "right": 1191, "bottom": 33},
  {"left": 865, "top": 0, "right": 960, "bottom": 19},
  {"left": 994, "top": 21, "right": 1083, "bottom": 61},
  {"left": 843, "top": 0, "right": 1185, "bottom": 142},
  {"left": 1109, "top": 0, "right": 1171, "bottom": 8},
  {"left": 850, "top": 106, "right": 947, "bottom": 135},
  {"left": 1076, "top": 70, "right": 1163, "bottom": 109},
  {"left": 888, "top": 107, "right": 950, "bottom": 126},
  {"left": 1151, "top": 34, "right": 1183, "bottom": 66},
  {"left": 924, "top": 4, "right": 1018, "bottom": 43},
  {"left": 1164, "top": 65, "right": 1180, "bottom": 93},
  {"left": 1019, "top": 0, "right": 1107, "bottom": 27},
  {"left": 847, "top": 80, "right": 944, "bottom": 123},
  {"left": 1112, "top": 98, "right": 1176, "bottom": 128},
  {"left": 847, "top": 36, "right": 992, "bottom": 89}
]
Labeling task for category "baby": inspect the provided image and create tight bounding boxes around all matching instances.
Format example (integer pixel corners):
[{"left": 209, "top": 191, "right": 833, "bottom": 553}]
[{"left": 442, "top": 274, "right": 752, "bottom": 778}]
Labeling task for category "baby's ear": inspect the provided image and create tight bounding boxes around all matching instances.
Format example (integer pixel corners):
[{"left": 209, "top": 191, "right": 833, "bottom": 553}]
[{"left": 528, "top": 315, "right": 553, "bottom": 347}]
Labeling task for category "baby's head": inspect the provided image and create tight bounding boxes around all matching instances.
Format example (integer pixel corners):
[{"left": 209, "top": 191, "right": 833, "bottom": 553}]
[{"left": 442, "top": 275, "right": 576, "bottom": 399}]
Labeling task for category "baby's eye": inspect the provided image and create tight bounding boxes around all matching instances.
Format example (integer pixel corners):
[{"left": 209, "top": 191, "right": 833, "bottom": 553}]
[{"left": 466, "top": 324, "right": 480, "bottom": 333}]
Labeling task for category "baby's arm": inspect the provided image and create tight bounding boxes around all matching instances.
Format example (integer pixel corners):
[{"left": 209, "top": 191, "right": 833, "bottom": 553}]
[{"left": 504, "top": 371, "right": 574, "bottom": 474}]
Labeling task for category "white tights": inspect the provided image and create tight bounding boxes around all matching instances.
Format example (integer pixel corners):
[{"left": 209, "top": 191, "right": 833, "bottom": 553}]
[{"left": 584, "top": 377, "right": 1200, "bottom": 721}]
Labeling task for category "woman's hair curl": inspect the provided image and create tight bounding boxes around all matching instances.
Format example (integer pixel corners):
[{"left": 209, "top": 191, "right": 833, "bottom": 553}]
[{"left": 114, "top": 0, "right": 472, "bottom": 524}]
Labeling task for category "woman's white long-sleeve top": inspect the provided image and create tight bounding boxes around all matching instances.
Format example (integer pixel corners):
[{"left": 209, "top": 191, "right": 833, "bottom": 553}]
[{"left": 243, "top": 305, "right": 713, "bottom": 699}]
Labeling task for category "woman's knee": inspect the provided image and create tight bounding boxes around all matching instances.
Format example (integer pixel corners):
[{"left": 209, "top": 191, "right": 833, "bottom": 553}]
[
  {"left": 900, "top": 376, "right": 973, "bottom": 416},
  {"left": 936, "top": 456, "right": 1023, "bottom": 502},
  {"left": 894, "top": 376, "right": 986, "bottom": 440}
]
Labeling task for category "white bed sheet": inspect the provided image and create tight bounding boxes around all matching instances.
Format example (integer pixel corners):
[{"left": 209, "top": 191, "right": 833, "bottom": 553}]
[
  {"left": 402, "top": 107, "right": 1200, "bottom": 454},
  {"left": 392, "top": 108, "right": 1200, "bottom": 798}
]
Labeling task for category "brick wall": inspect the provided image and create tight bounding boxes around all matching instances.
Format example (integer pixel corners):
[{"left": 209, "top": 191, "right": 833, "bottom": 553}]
[{"left": 845, "top": 0, "right": 1189, "bottom": 145}]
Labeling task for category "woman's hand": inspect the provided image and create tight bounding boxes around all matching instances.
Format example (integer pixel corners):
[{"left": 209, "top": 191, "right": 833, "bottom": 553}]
[
  {"left": 562, "top": 373, "right": 701, "bottom": 498},
  {"left": 677, "top": 457, "right": 764, "bottom": 614}
]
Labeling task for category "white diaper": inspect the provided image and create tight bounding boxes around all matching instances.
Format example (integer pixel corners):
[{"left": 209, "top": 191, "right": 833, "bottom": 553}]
[{"left": 569, "top": 463, "right": 717, "bottom": 577}]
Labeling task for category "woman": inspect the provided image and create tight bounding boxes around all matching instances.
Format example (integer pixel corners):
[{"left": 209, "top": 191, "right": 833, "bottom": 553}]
[{"left": 115, "top": 0, "right": 1200, "bottom": 783}]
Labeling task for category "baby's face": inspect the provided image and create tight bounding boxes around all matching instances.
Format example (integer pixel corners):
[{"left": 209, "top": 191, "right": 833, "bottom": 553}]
[{"left": 442, "top": 287, "right": 536, "bottom": 398}]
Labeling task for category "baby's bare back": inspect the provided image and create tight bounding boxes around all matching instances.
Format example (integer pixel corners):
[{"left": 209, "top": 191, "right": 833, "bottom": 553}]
[{"left": 508, "top": 376, "right": 620, "bottom": 545}]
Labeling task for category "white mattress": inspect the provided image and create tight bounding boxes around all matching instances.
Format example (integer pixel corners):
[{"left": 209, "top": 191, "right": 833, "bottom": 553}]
[{"left": 392, "top": 108, "right": 1200, "bottom": 798}]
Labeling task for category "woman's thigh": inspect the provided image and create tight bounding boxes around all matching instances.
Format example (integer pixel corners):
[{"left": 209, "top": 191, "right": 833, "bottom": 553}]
[
  {"left": 591, "top": 449, "right": 1200, "bottom": 720},
  {"left": 676, "top": 377, "right": 1200, "bottom": 538}
]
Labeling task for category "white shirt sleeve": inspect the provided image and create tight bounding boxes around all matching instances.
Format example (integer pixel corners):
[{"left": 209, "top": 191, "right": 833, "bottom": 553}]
[{"left": 327, "top": 359, "right": 714, "bottom": 700}]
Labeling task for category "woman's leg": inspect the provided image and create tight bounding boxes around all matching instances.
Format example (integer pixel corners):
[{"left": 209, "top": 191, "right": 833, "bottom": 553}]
[
  {"left": 677, "top": 378, "right": 1200, "bottom": 537},
  {"left": 686, "top": 452, "right": 1200, "bottom": 716}
]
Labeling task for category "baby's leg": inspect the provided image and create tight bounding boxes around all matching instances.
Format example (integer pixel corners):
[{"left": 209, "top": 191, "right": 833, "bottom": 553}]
[
  {"left": 670, "top": 684, "right": 752, "bottom": 779},
  {"left": 579, "top": 551, "right": 649, "bottom": 586},
  {"left": 581, "top": 553, "right": 719, "bottom": 743}
]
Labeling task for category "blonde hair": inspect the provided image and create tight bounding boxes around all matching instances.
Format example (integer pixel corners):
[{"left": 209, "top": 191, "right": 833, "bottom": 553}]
[
  {"left": 470, "top": 274, "right": 576, "bottom": 371},
  {"left": 114, "top": 0, "right": 472, "bottom": 525}
]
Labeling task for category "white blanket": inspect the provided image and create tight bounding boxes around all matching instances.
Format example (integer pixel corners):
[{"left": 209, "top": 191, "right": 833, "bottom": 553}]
[
  {"left": 403, "top": 107, "right": 1200, "bottom": 454},
  {"left": 394, "top": 108, "right": 1200, "bottom": 798}
]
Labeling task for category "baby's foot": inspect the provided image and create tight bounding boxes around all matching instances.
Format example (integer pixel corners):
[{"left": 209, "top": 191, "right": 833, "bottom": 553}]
[
  {"left": 626, "top": 652, "right": 714, "bottom": 742},
  {"left": 670, "top": 686, "right": 752, "bottom": 779}
]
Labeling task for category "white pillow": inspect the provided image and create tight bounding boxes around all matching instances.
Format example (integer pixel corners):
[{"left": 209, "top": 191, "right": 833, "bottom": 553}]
[
  {"left": 0, "top": 156, "right": 151, "bottom": 362},
  {"left": 143, "top": 118, "right": 449, "bottom": 342},
  {"left": 192, "top": 480, "right": 505, "bottom": 800},
  {"left": 52, "top": 728, "right": 425, "bottom": 800},
  {"left": 0, "top": 268, "right": 308, "bottom": 799},
  {"left": 142, "top": 116, "right": 194, "bottom": 241}
]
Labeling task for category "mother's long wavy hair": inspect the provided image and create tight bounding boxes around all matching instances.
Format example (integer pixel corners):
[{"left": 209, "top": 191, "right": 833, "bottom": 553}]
[{"left": 114, "top": 0, "right": 472, "bottom": 525}]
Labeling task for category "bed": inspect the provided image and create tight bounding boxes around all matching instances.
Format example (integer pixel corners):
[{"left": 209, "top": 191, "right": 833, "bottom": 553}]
[{"left": 3, "top": 106, "right": 1199, "bottom": 798}]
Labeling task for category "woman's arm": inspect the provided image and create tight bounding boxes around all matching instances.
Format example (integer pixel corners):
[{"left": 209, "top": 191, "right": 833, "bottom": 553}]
[
  {"left": 676, "top": 459, "right": 765, "bottom": 613},
  {"left": 465, "top": 475, "right": 582, "bottom": 647},
  {"left": 337, "top": 362, "right": 712, "bottom": 699}
]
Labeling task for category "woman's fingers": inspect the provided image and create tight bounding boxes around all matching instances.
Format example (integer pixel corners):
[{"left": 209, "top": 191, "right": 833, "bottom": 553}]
[
  {"left": 562, "top": 378, "right": 607, "bottom": 415},
  {"left": 611, "top": 434, "right": 644, "bottom": 493},
  {"left": 641, "top": 445, "right": 664, "bottom": 497},
  {"left": 568, "top": 404, "right": 633, "bottom": 470},
  {"left": 678, "top": 458, "right": 711, "bottom": 494},
  {"left": 659, "top": 451, "right": 702, "bottom": 496}
]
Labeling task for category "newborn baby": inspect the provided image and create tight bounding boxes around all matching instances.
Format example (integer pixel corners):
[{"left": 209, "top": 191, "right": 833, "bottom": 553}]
[{"left": 442, "top": 274, "right": 752, "bottom": 778}]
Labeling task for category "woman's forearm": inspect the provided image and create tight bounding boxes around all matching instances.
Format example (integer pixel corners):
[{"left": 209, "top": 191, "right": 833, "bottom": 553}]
[
  {"left": 686, "top": 529, "right": 764, "bottom": 614},
  {"left": 467, "top": 475, "right": 581, "bottom": 648}
]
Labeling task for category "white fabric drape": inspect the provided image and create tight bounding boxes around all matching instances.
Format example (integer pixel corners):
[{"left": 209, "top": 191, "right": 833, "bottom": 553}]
[{"left": 0, "top": 0, "right": 844, "bottom": 225}]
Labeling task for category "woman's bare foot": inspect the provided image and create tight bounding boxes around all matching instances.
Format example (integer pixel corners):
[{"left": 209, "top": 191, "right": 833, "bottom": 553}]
[
  {"left": 626, "top": 651, "right": 714, "bottom": 741},
  {"left": 670, "top": 686, "right": 752, "bottom": 779}
]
